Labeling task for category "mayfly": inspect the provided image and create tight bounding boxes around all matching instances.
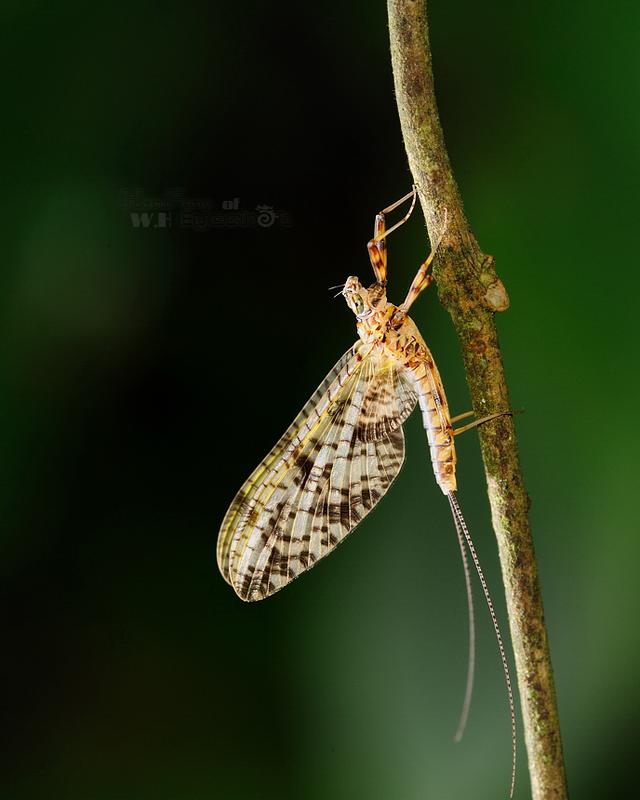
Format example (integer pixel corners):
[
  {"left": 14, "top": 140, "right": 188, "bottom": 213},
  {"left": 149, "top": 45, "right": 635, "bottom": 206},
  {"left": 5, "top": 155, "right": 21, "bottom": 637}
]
[{"left": 217, "top": 187, "right": 517, "bottom": 797}]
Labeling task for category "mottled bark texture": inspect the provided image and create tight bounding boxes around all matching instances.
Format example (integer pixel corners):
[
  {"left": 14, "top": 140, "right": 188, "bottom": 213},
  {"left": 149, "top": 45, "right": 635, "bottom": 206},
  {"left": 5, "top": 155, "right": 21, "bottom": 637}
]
[{"left": 387, "top": 2, "right": 568, "bottom": 798}]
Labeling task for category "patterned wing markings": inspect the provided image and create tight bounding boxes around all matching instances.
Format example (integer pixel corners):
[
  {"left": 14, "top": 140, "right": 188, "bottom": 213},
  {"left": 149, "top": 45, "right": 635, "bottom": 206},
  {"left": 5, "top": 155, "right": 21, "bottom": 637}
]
[
  {"left": 233, "top": 358, "right": 366, "bottom": 600},
  {"left": 357, "top": 357, "right": 418, "bottom": 442},
  {"left": 216, "top": 345, "right": 358, "bottom": 585},
  {"left": 217, "top": 349, "right": 418, "bottom": 601}
]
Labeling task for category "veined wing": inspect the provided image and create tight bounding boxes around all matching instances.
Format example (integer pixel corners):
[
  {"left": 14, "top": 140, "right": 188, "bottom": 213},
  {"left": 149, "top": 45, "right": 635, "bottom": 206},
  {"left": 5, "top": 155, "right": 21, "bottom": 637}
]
[{"left": 217, "top": 344, "right": 418, "bottom": 601}]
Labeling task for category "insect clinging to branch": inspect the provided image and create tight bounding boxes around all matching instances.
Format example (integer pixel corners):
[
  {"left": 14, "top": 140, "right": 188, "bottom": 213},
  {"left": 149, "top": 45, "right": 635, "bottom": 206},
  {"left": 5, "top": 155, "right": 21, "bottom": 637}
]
[{"left": 216, "top": 186, "right": 517, "bottom": 798}]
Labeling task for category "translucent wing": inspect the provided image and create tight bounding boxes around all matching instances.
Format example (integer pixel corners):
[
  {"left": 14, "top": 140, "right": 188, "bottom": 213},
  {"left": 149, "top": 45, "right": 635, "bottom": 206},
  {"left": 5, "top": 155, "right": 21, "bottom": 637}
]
[{"left": 217, "top": 344, "right": 418, "bottom": 601}]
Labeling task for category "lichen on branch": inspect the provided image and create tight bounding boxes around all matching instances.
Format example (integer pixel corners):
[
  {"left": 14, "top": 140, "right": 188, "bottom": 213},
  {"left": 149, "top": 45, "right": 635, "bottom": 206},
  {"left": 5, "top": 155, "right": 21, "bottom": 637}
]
[{"left": 386, "top": 2, "right": 568, "bottom": 798}]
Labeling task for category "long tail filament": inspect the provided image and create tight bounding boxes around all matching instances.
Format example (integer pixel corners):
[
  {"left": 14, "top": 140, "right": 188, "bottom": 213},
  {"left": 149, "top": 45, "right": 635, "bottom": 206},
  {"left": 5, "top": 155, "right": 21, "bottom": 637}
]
[
  {"left": 448, "top": 491, "right": 517, "bottom": 799},
  {"left": 452, "top": 511, "right": 476, "bottom": 743}
]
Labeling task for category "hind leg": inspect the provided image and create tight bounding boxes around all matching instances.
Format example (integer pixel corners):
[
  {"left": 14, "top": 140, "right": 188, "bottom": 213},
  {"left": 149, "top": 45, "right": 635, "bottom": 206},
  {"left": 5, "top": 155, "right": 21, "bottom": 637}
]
[{"left": 452, "top": 410, "right": 514, "bottom": 436}]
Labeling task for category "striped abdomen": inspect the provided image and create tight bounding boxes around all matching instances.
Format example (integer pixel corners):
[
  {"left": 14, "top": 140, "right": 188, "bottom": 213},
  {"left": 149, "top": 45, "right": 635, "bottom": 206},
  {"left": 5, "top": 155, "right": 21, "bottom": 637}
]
[{"left": 409, "top": 356, "right": 457, "bottom": 494}]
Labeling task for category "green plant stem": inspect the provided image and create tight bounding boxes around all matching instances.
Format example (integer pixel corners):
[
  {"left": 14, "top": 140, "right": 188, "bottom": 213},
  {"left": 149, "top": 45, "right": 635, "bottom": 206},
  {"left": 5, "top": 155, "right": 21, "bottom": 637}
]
[{"left": 386, "top": 2, "right": 568, "bottom": 798}]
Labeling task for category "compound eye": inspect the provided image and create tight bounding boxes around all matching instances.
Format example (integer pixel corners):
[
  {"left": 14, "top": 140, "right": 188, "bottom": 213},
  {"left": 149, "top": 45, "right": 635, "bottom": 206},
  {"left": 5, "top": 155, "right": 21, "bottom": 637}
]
[{"left": 353, "top": 295, "right": 364, "bottom": 315}]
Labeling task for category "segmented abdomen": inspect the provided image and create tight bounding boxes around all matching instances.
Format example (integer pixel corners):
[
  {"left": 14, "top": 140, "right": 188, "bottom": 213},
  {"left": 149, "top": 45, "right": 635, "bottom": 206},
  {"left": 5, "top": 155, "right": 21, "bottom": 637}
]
[{"left": 409, "top": 357, "right": 456, "bottom": 494}]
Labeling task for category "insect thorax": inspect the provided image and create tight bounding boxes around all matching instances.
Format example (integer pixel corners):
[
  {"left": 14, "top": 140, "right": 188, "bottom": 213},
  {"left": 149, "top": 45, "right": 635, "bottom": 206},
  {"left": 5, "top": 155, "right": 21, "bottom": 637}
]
[{"left": 356, "top": 304, "right": 427, "bottom": 363}]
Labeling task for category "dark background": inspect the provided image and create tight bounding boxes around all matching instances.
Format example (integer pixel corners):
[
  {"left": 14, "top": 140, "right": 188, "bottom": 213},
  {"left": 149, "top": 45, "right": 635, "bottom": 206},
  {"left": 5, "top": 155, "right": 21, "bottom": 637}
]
[{"left": 3, "top": 2, "right": 638, "bottom": 798}]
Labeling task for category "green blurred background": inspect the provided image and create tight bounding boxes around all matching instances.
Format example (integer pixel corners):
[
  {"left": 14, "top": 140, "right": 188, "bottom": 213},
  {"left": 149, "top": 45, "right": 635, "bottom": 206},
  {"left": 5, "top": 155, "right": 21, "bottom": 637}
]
[{"left": 2, "top": 2, "right": 638, "bottom": 798}]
